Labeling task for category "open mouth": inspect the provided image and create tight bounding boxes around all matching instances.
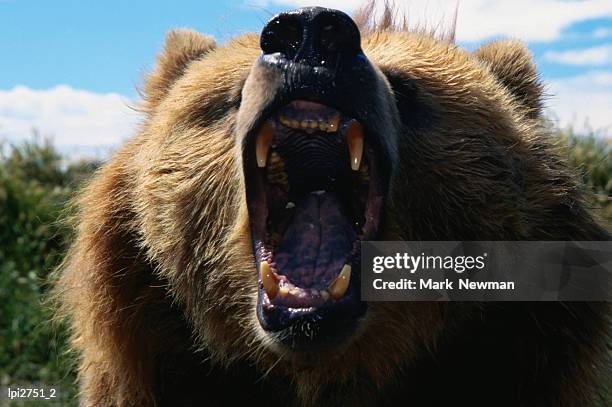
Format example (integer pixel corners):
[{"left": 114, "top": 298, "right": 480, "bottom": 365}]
[{"left": 246, "top": 100, "right": 385, "bottom": 347}]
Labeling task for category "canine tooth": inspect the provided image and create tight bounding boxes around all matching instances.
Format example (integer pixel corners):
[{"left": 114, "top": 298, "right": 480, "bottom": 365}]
[
  {"left": 346, "top": 121, "right": 364, "bottom": 171},
  {"left": 320, "top": 290, "right": 330, "bottom": 300},
  {"left": 319, "top": 122, "right": 328, "bottom": 131},
  {"left": 279, "top": 285, "right": 289, "bottom": 297},
  {"left": 329, "top": 264, "right": 351, "bottom": 300},
  {"left": 256, "top": 122, "right": 274, "bottom": 168},
  {"left": 260, "top": 261, "right": 279, "bottom": 299}
]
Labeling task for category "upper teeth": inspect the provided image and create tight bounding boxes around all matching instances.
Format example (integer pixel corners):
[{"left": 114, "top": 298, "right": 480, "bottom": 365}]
[
  {"left": 255, "top": 122, "right": 274, "bottom": 168},
  {"left": 279, "top": 114, "right": 340, "bottom": 133},
  {"left": 346, "top": 120, "right": 364, "bottom": 171},
  {"left": 255, "top": 118, "right": 364, "bottom": 172}
]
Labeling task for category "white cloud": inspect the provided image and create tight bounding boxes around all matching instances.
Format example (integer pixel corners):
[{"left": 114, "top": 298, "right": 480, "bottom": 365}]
[
  {"left": 1, "top": 72, "right": 608, "bottom": 164},
  {"left": 0, "top": 85, "right": 140, "bottom": 158},
  {"left": 544, "top": 44, "right": 612, "bottom": 66},
  {"left": 263, "top": 0, "right": 612, "bottom": 42},
  {"left": 546, "top": 71, "right": 612, "bottom": 132}
]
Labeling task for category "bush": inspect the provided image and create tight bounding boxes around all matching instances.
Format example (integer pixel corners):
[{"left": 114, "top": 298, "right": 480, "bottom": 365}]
[
  {"left": 560, "top": 128, "right": 612, "bottom": 225},
  {"left": 0, "top": 137, "right": 100, "bottom": 404}
]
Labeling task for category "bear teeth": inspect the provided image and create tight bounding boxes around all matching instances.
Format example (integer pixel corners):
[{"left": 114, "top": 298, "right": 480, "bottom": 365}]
[
  {"left": 260, "top": 261, "right": 279, "bottom": 299},
  {"left": 346, "top": 120, "right": 364, "bottom": 171},
  {"left": 328, "top": 264, "right": 352, "bottom": 300},
  {"left": 274, "top": 114, "right": 364, "bottom": 171},
  {"left": 279, "top": 114, "right": 340, "bottom": 133},
  {"left": 255, "top": 122, "right": 274, "bottom": 168},
  {"left": 261, "top": 262, "right": 351, "bottom": 303}
]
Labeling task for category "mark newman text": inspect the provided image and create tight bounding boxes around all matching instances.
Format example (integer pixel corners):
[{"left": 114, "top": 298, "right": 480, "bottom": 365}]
[{"left": 373, "top": 278, "right": 515, "bottom": 291}]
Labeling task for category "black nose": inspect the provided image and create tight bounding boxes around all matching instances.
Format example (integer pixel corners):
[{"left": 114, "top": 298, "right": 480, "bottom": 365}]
[{"left": 260, "top": 7, "right": 361, "bottom": 66}]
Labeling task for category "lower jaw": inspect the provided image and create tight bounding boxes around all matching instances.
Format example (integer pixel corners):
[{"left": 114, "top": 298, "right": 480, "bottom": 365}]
[
  {"left": 254, "top": 228, "right": 368, "bottom": 349},
  {"left": 250, "top": 173, "right": 383, "bottom": 337},
  {"left": 256, "top": 288, "right": 367, "bottom": 352}
]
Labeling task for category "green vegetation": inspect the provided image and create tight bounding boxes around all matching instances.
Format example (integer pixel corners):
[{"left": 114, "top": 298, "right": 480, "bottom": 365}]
[
  {"left": 0, "top": 137, "right": 100, "bottom": 405},
  {"left": 560, "top": 128, "right": 612, "bottom": 224},
  {"left": 0, "top": 131, "right": 609, "bottom": 404}
]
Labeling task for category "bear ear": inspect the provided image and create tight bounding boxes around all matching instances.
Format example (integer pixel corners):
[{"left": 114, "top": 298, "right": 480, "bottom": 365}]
[
  {"left": 144, "top": 29, "right": 216, "bottom": 109},
  {"left": 474, "top": 40, "right": 544, "bottom": 117}
]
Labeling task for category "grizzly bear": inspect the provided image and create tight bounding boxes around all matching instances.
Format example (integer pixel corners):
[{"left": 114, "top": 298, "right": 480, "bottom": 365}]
[{"left": 57, "top": 5, "right": 611, "bottom": 406}]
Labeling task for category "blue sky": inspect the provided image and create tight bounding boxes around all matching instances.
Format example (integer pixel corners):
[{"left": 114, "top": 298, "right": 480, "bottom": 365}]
[
  {"left": 1, "top": 0, "right": 611, "bottom": 156},
  {"left": 0, "top": 0, "right": 285, "bottom": 95}
]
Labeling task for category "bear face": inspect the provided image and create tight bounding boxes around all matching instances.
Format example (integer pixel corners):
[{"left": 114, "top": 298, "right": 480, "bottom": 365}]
[{"left": 57, "top": 6, "right": 610, "bottom": 407}]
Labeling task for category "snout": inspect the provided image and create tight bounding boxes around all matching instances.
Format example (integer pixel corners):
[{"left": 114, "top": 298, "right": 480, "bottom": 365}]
[
  {"left": 251, "top": 7, "right": 378, "bottom": 119},
  {"left": 237, "top": 7, "right": 398, "bottom": 351},
  {"left": 260, "top": 7, "right": 362, "bottom": 68}
]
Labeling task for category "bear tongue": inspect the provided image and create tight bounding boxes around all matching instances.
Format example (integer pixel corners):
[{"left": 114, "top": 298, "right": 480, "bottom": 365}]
[{"left": 273, "top": 191, "right": 355, "bottom": 289}]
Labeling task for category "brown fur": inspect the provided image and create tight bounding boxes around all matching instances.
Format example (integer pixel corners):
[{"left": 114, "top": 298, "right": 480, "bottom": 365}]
[{"left": 56, "top": 10, "right": 610, "bottom": 407}]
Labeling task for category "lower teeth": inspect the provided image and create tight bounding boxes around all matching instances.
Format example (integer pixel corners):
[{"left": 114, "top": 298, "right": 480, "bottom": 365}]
[{"left": 260, "top": 262, "right": 352, "bottom": 302}]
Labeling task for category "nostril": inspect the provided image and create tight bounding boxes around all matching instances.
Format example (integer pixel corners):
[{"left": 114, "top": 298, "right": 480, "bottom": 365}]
[
  {"left": 317, "top": 12, "right": 361, "bottom": 57},
  {"left": 320, "top": 22, "right": 341, "bottom": 53},
  {"left": 260, "top": 15, "right": 303, "bottom": 59}
]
